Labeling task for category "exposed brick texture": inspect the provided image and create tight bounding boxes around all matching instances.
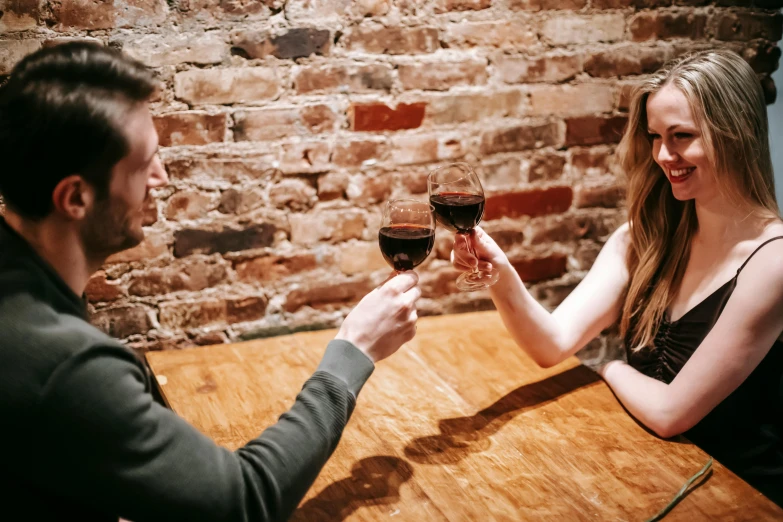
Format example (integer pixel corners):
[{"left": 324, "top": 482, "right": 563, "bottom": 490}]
[{"left": 3, "top": 0, "right": 778, "bottom": 348}]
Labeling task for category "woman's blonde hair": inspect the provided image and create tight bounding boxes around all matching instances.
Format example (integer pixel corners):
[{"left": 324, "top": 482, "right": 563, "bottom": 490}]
[{"left": 618, "top": 48, "right": 780, "bottom": 351}]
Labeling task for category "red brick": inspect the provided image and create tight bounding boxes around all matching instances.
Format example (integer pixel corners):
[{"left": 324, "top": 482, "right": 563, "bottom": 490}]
[
  {"left": 541, "top": 14, "right": 625, "bottom": 45},
  {"left": 617, "top": 82, "right": 639, "bottom": 111},
  {"left": 105, "top": 230, "right": 171, "bottom": 263},
  {"left": 353, "top": 0, "right": 391, "bottom": 16},
  {"left": 174, "top": 68, "right": 281, "bottom": 105},
  {"left": 85, "top": 271, "right": 126, "bottom": 303},
  {"left": 480, "top": 223, "right": 525, "bottom": 251},
  {"left": 511, "top": 254, "right": 568, "bottom": 282},
  {"left": 393, "top": 167, "right": 428, "bottom": 195},
  {"left": 714, "top": 12, "right": 783, "bottom": 42},
  {"left": 565, "top": 116, "right": 628, "bottom": 146},
  {"left": 527, "top": 153, "right": 567, "bottom": 183},
  {"left": 399, "top": 59, "right": 488, "bottom": 91},
  {"left": 165, "top": 191, "right": 218, "bottom": 221},
  {"left": 0, "top": 0, "right": 40, "bottom": 32},
  {"left": 285, "top": 0, "right": 351, "bottom": 23},
  {"left": 233, "top": 105, "right": 338, "bottom": 141},
  {"left": 159, "top": 298, "right": 223, "bottom": 329},
  {"left": 0, "top": 40, "right": 41, "bottom": 75},
  {"left": 231, "top": 28, "right": 330, "bottom": 60},
  {"left": 420, "top": 268, "right": 460, "bottom": 298},
  {"left": 91, "top": 305, "right": 153, "bottom": 338},
  {"left": 352, "top": 102, "right": 426, "bottom": 132},
  {"left": 192, "top": 331, "right": 228, "bottom": 346},
  {"left": 485, "top": 187, "right": 573, "bottom": 220},
  {"left": 528, "top": 215, "right": 588, "bottom": 244},
  {"left": 446, "top": 21, "right": 538, "bottom": 49},
  {"left": 332, "top": 139, "right": 388, "bottom": 167},
  {"left": 528, "top": 84, "right": 615, "bottom": 117},
  {"left": 235, "top": 252, "right": 318, "bottom": 282},
  {"left": 344, "top": 26, "right": 439, "bottom": 55},
  {"left": 346, "top": 173, "right": 393, "bottom": 206},
  {"left": 574, "top": 181, "right": 626, "bottom": 208},
  {"left": 585, "top": 46, "right": 669, "bottom": 78},
  {"left": 630, "top": 12, "right": 707, "bottom": 42},
  {"left": 116, "top": 32, "right": 227, "bottom": 67},
  {"left": 338, "top": 242, "right": 388, "bottom": 275},
  {"left": 142, "top": 197, "right": 158, "bottom": 226},
  {"left": 128, "top": 259, "right": 229, "bottom": 296},
  {"left": 217, "top": 188, "right": 264, "bottom": 215},
  {"left": 174, "top": 224, "right": 277, "bottom": 257},
  {"left": 509, "top": 0, "right": 586, "bottom": 10},
  {"left": 290, "top": 209, "right": 365, "bottom": 245},
  {"left": 269, "top": 178, "right": 317, "bottom": 211},
  {"left": 391, "top": 134, "right": 465, "bottom": 165},
  {"left": 569, "top": 148, "right": 614, "bottom": 178},
  {"left": 480, "top": 122, "right": 562, "bottom": 155},
  {"left": 278, "top": 141, "right": 332, "bottom": 174},
  {"left": 476, "top": 158, "right": 524, "bottom": 190},
  {"left": 294, "top": 63, "right": 393, "bottom": 94},
  {"left": 592, "top": 0, "right": 671, "bottom": 6},
  {"left": 317, "top": 172, "right": 350, "bottom": 200},
  {"left": 426, "top": 90, "right": 525, "bottom": 124},
  {"left": 284, "top": 277, "right": 373, "bottom": 313},
  {"left": 154, "top": 112, "right": 226, "bottom": 147},
  {"left": 226, "top": 296, "right": 268, "bottom": 324},
  {"left": 51, "top": 0, "right": 166, "bottom": 31},
  {"left": 497, "top": 53, "right": 582, "bottom": 84},
  {"left": 434, "top": 0, "right": 492, "bottom": 12},
  {"left": 159, "top": 295, "right": 267, "bottom": 329},
  {"left": 743, "top": 42, "right": 782, "bottom": 75}
]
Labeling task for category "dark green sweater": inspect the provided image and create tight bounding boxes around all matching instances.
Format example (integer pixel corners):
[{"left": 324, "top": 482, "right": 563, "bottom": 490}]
[{"left": 0, "top": 218, "right": 375, "bottom": 522}]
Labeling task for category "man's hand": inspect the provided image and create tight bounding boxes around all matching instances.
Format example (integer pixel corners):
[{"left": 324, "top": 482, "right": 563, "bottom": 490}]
[{"left": 335, "top": 271, "right": 421, "bottom": 364}]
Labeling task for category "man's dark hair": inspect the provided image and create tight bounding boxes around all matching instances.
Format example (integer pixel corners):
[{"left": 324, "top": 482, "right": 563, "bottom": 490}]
[{"left": 0, "top": 41, "right": 157, "bottom": 220}]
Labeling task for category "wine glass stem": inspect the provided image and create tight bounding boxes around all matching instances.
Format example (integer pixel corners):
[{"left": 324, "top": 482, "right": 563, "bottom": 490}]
[{"left": 460, "top": 231, "right": 480, "bottom": 275}]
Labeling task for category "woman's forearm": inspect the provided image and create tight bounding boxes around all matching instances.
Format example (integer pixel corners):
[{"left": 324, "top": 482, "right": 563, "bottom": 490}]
[
  {"left": 489, "top": 262, "right": 570, "bottom": 367},
  {"left": 600, "top": 360, "right": 681, "bottom": 438}
]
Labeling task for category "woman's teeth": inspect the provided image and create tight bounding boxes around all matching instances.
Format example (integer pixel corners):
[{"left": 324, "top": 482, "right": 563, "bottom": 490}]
[{"left": 671, "top": 167, "right": 695, "bottom": 178}]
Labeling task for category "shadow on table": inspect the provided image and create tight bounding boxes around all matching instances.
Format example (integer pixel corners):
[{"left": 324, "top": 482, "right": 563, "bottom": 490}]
[
  {"left": 405, "top": 365, "right": 600, "bottom": 465},
  {"left": 290, "top": 456, "right": 413, "bottom": 522}
]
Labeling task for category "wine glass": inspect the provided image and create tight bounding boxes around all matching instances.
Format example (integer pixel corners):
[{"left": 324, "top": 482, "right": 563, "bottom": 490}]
[
  {"left": 428, "top": 162, "right": 499, "bottom": 291},
  {"left": 378, "top": 199, "right": 436, "bottom": 272}
]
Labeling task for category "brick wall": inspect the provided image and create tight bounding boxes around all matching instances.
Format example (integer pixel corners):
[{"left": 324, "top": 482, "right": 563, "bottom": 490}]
[{"left": 2, "top": 0, "right": 782, "bottom": 352}]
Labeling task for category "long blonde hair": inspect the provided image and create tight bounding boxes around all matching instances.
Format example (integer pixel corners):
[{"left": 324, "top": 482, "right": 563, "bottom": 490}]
[{"left": 618, "top": 49, "right": 780, "bottom": 351}]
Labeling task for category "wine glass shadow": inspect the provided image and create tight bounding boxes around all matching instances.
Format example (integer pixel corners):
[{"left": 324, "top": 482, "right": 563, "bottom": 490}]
[
  {"left": 290, "top": 456, "right": 414, "bottom": 522},
  {"left": 404, "top": 365, "right": 601, "bottom": 465}
]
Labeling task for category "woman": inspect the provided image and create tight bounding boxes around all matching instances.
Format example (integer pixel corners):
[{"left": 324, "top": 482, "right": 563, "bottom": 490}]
[{"left": 452, "top": 49, "right": 783, "bottom": 505}]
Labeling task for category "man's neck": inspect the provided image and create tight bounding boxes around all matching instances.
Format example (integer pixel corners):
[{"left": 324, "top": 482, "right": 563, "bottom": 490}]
[{"left": 4, "top": 211, "right": 99, "bottom": 296}]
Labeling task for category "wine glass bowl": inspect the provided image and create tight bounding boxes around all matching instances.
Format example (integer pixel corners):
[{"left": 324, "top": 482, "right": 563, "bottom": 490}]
[
  {"left": 427, "top": 163, "right": 499, "bottom": 291},
  {"left": 378, "top": 199, "right": 436, "bottom": 272}
]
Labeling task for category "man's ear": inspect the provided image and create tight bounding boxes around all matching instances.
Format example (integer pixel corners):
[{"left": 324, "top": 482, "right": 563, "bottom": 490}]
[{"left": 51, "top": 175, "right": 95, "bottom": 221}]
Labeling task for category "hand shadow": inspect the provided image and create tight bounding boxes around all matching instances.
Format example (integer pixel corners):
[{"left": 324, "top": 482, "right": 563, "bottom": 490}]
[
  {"left": 405, "top": 365, "right": 600, "bottom": 465},
  {"left": 290, "top": 456, "right": 414, "bottom": 522}
]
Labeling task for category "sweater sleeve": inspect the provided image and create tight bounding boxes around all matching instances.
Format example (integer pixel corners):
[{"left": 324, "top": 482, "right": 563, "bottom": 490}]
[{"left": 33, "top": 339, "right": 374, "bottom": 522}]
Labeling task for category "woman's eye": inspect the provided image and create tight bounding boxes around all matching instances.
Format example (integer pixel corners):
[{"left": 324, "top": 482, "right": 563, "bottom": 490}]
[
  {"left": 648, "top": 133, "right": 661, "bottom": 140},
  {"left": 674, "top": 132, "right": 692, "bottom": 139}
]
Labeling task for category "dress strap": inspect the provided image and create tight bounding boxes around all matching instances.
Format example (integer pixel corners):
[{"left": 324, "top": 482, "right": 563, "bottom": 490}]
[{"left": 737, "top": 236, "right": 783, "bottom": 274}]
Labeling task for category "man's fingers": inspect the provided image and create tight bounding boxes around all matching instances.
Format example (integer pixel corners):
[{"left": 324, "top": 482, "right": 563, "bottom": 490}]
[{"left": 382, "top": 270, "right": 419, "bottom": 294}]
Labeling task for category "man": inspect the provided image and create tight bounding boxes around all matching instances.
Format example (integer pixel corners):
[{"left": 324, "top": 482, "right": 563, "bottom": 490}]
[{"left": 0, "top": 42, "right": 421, "bottom": 521}]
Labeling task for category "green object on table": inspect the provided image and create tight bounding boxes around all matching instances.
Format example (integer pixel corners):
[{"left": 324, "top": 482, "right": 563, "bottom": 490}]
[{"left": 646, "top": 457, "right": 714, "bottom": 522}]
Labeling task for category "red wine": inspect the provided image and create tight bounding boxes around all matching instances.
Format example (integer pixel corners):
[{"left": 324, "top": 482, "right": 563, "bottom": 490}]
[
  {"left": 379, "top": 224, "right": 435, "bottom": 271},
  {"left": 429, "top": 192, "right": 485, "bottom": 233}
]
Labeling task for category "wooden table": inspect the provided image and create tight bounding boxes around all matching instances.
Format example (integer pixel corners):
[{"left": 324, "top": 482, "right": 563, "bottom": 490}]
[{"left": 146, "top": 311, "right": 782, "bottom": 521}]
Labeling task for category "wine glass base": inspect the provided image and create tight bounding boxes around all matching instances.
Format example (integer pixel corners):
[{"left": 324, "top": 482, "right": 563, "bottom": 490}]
[{"left": 456, "top": 268, "right": 500, "bottom": 292}]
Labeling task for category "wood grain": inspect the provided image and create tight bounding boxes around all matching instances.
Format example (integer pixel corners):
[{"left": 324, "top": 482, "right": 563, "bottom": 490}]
[{"left": 146, "top": 311, "right": 783, "bottom": 521}]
